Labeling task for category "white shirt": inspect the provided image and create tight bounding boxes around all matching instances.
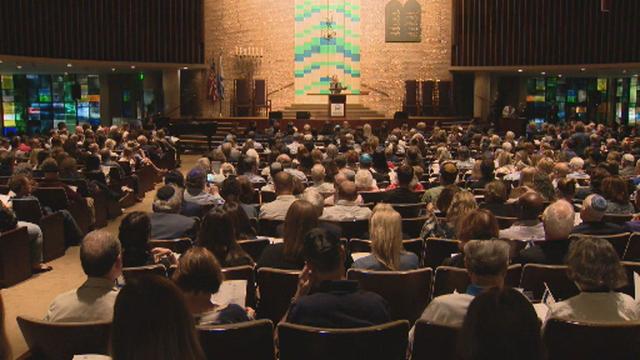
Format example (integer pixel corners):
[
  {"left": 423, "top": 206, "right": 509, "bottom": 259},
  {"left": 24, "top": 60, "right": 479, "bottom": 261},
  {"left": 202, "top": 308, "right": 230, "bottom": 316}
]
[
  {"left": 259, "top": 195, "right": 297, "bottom": 221},
  {"left": 546, "top": 292, "right": 640, "bottom": 324},
  {"left": 415, "top": 293, "right": 474, "bottom": 327},
  {"left": 44, "top": 277, "right": 119, "bottom": 323},
  {"left": 320, "top": 200, "right": 372, "bottom": 221}
]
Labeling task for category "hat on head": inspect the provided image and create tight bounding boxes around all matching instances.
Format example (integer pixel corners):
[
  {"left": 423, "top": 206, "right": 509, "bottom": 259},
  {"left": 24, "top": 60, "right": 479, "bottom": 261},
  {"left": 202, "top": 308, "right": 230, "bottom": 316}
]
[
  {"left": 582, "top": 194, "right": 608, "bottom": 222},
  {"left": 187, "top": 167, "right": 205, "bottom": 181},
  {"left": 360, "top": 153, "right": 372, "bottom": 165},
  {"left": 156, "top": 185, "right": 176, "bottom": 201}
]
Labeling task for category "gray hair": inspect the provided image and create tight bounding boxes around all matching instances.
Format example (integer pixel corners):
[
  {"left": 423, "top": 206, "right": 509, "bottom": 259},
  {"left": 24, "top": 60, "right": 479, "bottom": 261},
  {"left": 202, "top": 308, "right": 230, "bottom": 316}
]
[
  {"left": 301, "top": 188, "right": 325, "bottom": 217},
  {"left": 355, "top": 169, "right": 374, "bottom": 190},
  {"left": 542, "top": 200, "right": 575, "bottom": 240},
  {"left": 80, "top": 230, "right": 121, "bottom": 277},
  {"left": 311, "top": 164, "right": 326, "bottom": 183},
  {"left": 567, "top": 236, "right": 627, "bottom": 291},
  {"left": 464, "top": 240, "right": 510, "bottom": 276}
]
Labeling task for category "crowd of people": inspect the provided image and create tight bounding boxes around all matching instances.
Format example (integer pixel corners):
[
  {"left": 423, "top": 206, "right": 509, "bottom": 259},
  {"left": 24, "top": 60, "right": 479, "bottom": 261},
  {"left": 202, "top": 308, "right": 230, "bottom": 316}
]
[{"left": 2, "top": 118, "right": 640, "bottom": 358}]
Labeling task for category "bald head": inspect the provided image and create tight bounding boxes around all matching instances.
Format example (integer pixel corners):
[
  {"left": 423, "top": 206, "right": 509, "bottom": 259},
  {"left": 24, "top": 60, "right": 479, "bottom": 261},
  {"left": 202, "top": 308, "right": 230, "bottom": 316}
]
[
  {"left": 543, "top": 201, "right": 575, "bottom": 241},
  {"left": 274, "top": 171, "right": 293, "bottom": 195},
  {"left": 519, "top": 192, "right": 545, "bottom": 220},
  {"left": 334, "top": 172, "right": 348, "bottom": 185},
  {"left": 80, "top": 230, "right": 122, "bottom": 278},
  {"left": 311, "top": 164, "right": 326, "bottom": 183},
  {"left": 337, "top": 180, "right": 358, "bottom": 202}
]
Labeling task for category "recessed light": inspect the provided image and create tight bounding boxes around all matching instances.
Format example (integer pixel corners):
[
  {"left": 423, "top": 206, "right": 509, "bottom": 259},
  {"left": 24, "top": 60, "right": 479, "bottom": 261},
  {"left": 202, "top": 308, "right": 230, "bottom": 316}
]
[
  {"left": 580, "top": 67, "right": 586, "bottom": 72},
  {"left": 16, "top": 65, "right": 22, "bottom": 69},
  {"left": 0, "top": 60, "right": 3, "bottom": 64},
  {"left": 622, "top": 70, "right": 628, "bottom": 74},
  {"left": 111, "top": 68, "right": 116, "bottom": 72},
  {"left": 66, "top": 63, "right": 73, "bottom": 68},
  {"left": 130, "top": 65, "right": 136, "bottom": 69},
  {"left": 64, "top": 72, "right": 68, "bottom": 76},
  {"left": 517, "top": 69, "right": 523, "bottom": 73},
  {"left": 558, "top": 74, "right": 563, "bottom": 78},
  {"left": 182, "top": 66, "right": 189, "bottom": 70},
  {"left": 541, "top": 71, "right": 546, "bottom": 75}
]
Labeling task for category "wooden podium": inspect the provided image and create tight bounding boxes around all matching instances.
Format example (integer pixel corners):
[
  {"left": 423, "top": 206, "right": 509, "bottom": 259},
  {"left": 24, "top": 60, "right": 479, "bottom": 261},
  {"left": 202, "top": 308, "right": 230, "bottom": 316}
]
[{"left": 307, "top": 92, "right": 369, "bottom": 118}]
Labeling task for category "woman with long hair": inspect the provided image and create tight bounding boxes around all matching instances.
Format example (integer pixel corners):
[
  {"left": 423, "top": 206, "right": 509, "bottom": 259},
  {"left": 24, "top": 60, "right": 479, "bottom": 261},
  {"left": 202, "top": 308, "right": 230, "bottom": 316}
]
[
  {"left": 257, "top": 200, "right": 319, "bottom": 270},
  {"left": 602, "top": 176, "right": 635, "bottom": 214},
  {"left": 111, "top": 276, "right": 205, "bottom": 360},
  {"left": 197, "top": 207, "right": 253, "bottom": 267},
  {"left": 352, "top": 204, "right": 419, "bottom": 271},
  {"left": 119, "top": 211, "right": 176, "bottom": 268},
  {"left": 426, "top": 191, "right": 478, "bottom": 239},
  {"left": 222, "top": 201, "right": 257, "bottom": 240}
]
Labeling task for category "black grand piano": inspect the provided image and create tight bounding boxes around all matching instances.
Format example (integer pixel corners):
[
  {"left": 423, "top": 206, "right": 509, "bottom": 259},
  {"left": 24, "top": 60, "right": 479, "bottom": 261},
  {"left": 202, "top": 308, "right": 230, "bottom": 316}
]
[{"left": 167, "top": 118, "right": 217, "bottom": 153}]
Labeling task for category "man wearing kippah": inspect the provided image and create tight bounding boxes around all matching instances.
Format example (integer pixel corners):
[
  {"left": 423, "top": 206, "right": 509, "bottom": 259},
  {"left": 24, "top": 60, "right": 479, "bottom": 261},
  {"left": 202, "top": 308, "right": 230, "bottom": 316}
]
[
  {"left": 572, "top": 194, "right": 626, "bottom": 235},
  {"left": 150, "top": 185, "right": 196, "bottom": 240}
]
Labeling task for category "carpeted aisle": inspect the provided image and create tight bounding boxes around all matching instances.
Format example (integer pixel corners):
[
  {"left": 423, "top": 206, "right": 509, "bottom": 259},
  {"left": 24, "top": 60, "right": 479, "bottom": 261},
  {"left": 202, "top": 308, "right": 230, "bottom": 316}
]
[{"left": 2, "top": 154, "right": 199, "bottom": 359}]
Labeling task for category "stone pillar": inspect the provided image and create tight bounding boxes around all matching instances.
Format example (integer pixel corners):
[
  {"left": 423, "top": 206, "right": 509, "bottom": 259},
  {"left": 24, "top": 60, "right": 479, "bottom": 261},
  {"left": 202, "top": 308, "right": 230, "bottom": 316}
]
[{"left": 474, "top": 72, "right": 491, "bottom": 122}]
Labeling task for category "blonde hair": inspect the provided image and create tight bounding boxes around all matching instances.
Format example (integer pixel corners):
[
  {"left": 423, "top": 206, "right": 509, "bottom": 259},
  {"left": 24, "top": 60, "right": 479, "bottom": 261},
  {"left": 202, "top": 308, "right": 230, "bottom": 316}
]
[
  {"left": 447, "top": 191, "right": 478, "bottom": 230},
  {"left": 369, "top": 204, "right": 404, "bottom": 271}
]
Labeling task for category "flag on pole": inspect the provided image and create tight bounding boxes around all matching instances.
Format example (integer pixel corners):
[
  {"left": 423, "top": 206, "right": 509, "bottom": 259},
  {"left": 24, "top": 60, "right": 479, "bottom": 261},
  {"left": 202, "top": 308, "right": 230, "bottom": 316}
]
[{"left": 216, "top": 53, "right": 225, "bottom": 100}]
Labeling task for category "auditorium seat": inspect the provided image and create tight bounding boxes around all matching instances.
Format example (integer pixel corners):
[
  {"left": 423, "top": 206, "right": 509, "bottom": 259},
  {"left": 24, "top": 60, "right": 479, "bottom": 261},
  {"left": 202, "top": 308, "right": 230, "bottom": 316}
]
[
  {"left": 347, "top": 268, "right": 433, "bottom": 324},
  {"left": 543, "top": 318, "right": 640, "bottom": 360},
  {"left": 198, "top": 319, "right": 275, "bottom": 360},
  {"left": 495, "top": 216, "right": 518, "bottom": 230},
  {"left": 12, "top": 198, "right": 66, "bottom": 261},
  {"left": 402, "top": 216, "right": 430, "bottom": 239},
  {"left": 148, "top": 238, "right": 193, "bottom": 254},
  {"left": 278, "top": 320, "right": 409, "bottom": 360},
  {"left": 222, "top": 265, "right": 257, "bottom": 308},
  {"left": 359, "top": 191, "right": 386, "bottom": 204},
  {"left": 256, "top": 267, "right": 300, "bottom": 323},
  {"left": 33, "top": 187, "right": 91, "bottom": 235},
  {"left": 238, "top": 238, "right": 270, "bottom": 261},
  {"left": 411, "top": 320, "right": 459, "bottom": 360},
  {"left": 136, "top": 165, "right": 158, "bottom": 193},
  {"left": 257, "top": 219, "right": 284, "bottom": 237},
  {"left": 603, "top": 213, "right": 634, "bottom": 225},
  {"left": 17, "top": 316, "right": 111, "bottom": 360},
  {"left": 424, "top": 238, "right": 460, "bottom": 269},
  {"left": 122, "top": 264, "right": 167, "bottom": 282},
  {"left": 433, "top": 264, "right": 522, "bottom": 298},
  {"left": 390, "top": 203, "right": 426, "bottom": 218},
  {"left": 520, "top": 264, "right": 579, "bottom": 302},
  {"left": 261, "top": 191, "right": 276, "bottom": 204},
  {"left": 0, "top": 227, "right": 31, "bottom": 287},
  {"left": 321, "top": 219, "right": 369, "bottom": 240},
  {"left": 570, "top": 233, "right": 630, "bottom": 259},
  {"left": 624, "top": 233, "right": 640, "bottom": 261}
]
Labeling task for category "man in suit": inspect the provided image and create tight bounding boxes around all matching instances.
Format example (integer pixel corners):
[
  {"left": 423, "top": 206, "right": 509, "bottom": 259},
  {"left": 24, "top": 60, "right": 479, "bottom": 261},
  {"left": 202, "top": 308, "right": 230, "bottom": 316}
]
[
  {"left": 150, "top": 185, "right": 196, "bottom": 240},
  {"left": 45, "top": 230, "right": 122, "bottom": 322},
  {"left": 384, "top": 164, "right": 420, "bottom": 204}
]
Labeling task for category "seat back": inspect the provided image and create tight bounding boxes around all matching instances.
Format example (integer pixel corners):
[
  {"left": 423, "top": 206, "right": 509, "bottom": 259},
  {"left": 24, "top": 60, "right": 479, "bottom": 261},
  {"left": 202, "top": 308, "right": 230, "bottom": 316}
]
[
  {"left": 495, "top": 216, "right": 518, "bottom": 230},
  {"left": 122, "top": 264, "right": 167, "bottom": 282},
  {"left": 412, "top": 320, "right": 460, "bottom": 360},
  {"left": 624, "top": 233, "right": 640, "bottom": 261},
  {"left": 544, "top": 318, "right": 640, "bottom": 360},
  {"left": 390, "top": 203, "right": 425, "bottom": 218},
  {"left": 0, "top": 227, "right": 31, "bottom": 287},
  {"left": 222, "top": 265, "right": 257, "bottom": 308},
  {"left": 359, "top": 191, "right": 387, "bottom": 204},
  {"left": 17, "top": 316, "right": 111, "bottom": 360},
  {"left": 402, "top": 216, "right": 429, "bottom": 239},
  {"left": 619, "top": 261, "right": 640, "bottom": 297},
  {"left": 198, "top": 319, "right": 274, "bottom": 360},
  {"left": 33, "top": 187, "right": 70, "bottom": 212},
  {"left": 603, "top": 213, "right": 634, "bottom": 225},
  {"left": 347, "top": 268, "right": 433, "bottom": 324},
  {"left": 238, "top": 238, "right": 270, "bottom": 262},
  {"left": 261, "top": 191, "right": 276, "bottom": 204},
  {"left": 11, "top": 198, "right": 44, "bottom": 224},
  {"left": 257, "top": 219, "right": 284, "bottom": 237},
  {"left": 402, "top": 239, "right": 424, "bottom": 264},
  {"left": 256, "top": 268, "right": 300, "bottom": 323},
  {"left": 321, "top": 219, "right": 369, "bottom": 240},
  {"left": 424, "top": 238, "right": 460, "bottom": 268},
  {"left": 148, "top": 238, "right": 193, "bottom": 254},
  {"left": 571, "top": 233, "right": 630, "bottom": 258},
  {"left": 520, "top": 264, "right": 578, "bottom": 301},
  {"left": 278, "top": 320, "right": 409, "bottom": 360},
  {"left": 433, "top": 266, "right": 469, "bottom": 298}
]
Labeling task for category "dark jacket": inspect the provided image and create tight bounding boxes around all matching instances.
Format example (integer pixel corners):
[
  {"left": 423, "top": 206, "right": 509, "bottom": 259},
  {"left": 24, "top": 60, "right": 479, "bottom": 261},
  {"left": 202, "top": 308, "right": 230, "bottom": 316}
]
[{"left": 149, "top": 212, "right": 196, "bottom": 240}]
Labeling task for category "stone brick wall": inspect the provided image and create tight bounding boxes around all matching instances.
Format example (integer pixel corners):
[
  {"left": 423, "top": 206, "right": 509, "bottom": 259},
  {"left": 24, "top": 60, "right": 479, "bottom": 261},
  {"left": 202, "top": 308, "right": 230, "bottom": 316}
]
[{"left": 201, "top": 0, "right": 451, "bottom": 117}]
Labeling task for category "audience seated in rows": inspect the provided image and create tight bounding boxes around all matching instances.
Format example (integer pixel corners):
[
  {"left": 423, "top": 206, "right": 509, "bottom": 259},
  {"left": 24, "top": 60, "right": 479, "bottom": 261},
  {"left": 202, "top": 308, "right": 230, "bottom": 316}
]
[
  {"left": 0, "top": 204, "right": 49, "bottom": 272},
  {"left": 499, "top": 192, "right": 546, "bottom": 242},
  {"left": 320, "top": 180, "right": 372, "bottom": 221},
  {"left": 517, "top": 200, "right": 575, "bottom": 265},
  {"left": 197, "top": 207, "right": 253, "bottom": 267},
  {"left": 259, "top": 172, "right": 296, "bottom": 221},
  {"left": 573, "top": 194, "right": 626, "bottom": 235},
  {"left": 119, "top": 212, "right": 176, "bottom": 268},
  {"left": 150, "top": 185, "right": 196, "bottom": 240}
]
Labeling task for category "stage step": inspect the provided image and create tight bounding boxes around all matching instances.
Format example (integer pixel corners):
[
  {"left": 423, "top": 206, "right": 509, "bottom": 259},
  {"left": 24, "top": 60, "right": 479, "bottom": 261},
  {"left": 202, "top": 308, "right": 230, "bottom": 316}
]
[{"left": 280, "top": 103, "right": 385, "bottom": 120}]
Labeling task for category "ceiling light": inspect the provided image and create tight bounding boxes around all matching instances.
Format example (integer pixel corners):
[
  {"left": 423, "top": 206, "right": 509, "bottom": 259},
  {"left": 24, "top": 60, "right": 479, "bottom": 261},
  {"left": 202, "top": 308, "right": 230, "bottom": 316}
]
[
  {"left": 66, "top": 63, "right": 73, "bottom": 68},
  {"left": 64, "top": 72, "right": 68, "bottom": 76},
  {"left": 517, "top": 69, "right": 523, "bottom": 73},
  {"left": 622, "top": 70, "right": 628, "bottom": 74},
  {"left": 541, "top": 71, "right": 546, "bottom": 75},
  {"left": 0, "top": 60, "right": 3, "bottom": 64},
  {"left": 580, "top": 67, "right": 586, "bottom": 72},
  {"left": 16, "top": 65, "right": 22, "bottom": 69},
  {"left": 558, "top": 74, "right": 563, "bottom": 78},
  {"left": 111, "top": 68, "right": 116, "bottom": 72},
  {"left": 182, "top": 66, "right": 189, "bottom": 70},
  {"left": 130, "top": 65, "right": 136, "bottom": 69}
]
